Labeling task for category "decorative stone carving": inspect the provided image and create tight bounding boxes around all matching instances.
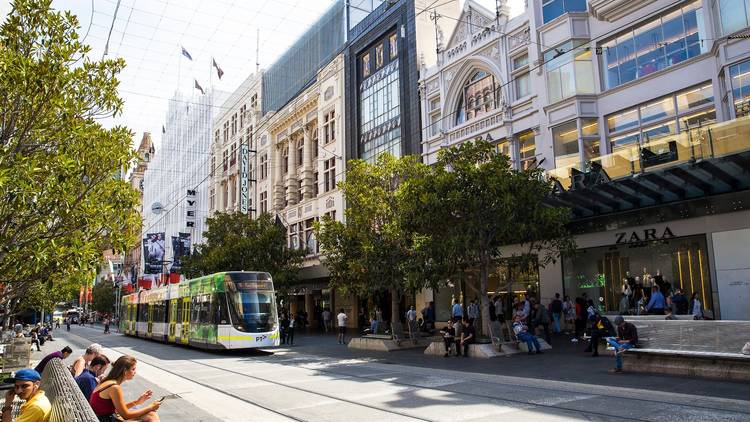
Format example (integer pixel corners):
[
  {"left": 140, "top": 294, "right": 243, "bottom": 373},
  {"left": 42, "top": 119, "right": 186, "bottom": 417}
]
[{"left": 324, "top": 86, "right": 334, "bottom": 101}]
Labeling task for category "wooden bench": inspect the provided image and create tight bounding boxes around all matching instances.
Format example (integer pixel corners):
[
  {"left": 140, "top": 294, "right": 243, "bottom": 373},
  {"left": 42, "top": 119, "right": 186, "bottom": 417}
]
[{"left": 621, "top": 319, "right": 750, "bottom": 381}]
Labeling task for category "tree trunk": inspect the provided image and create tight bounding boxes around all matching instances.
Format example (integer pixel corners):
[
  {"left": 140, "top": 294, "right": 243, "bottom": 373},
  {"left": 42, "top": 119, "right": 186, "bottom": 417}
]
[
  {"left": 479, "top": 251, "right": 491, "bottom": 337},
  {"left": 390, "top": 287, "right": 400, "bottom": 327}
]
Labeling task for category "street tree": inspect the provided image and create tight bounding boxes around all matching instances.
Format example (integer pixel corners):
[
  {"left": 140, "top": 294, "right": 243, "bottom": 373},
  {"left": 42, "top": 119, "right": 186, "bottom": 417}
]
[
  {"left": 315, "top": 154, "right": 436, "bottom": 324},
  {"left": 15, "top": 274, "right": 82, "bottom": 320},
  {"left": 0, "top": 1, "right": 141, "bottom": 310},
  {"left": 91, "top": 280, "right": 116, "bottom": 315},
  {"left": 413, "top": 140, "right": 575, "bottom": 336},
  {"left": 181, "top": 213, "right": 304, "bottom": 294}
]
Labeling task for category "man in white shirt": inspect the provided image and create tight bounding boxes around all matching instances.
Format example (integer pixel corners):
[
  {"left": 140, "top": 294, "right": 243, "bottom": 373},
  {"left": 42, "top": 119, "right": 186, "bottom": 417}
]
[
  {"left": 405, "top": 306, "right": 417, "bottom": 322},
  {"left": 336, "top": 309, "right": 348, "bottom": 344}
]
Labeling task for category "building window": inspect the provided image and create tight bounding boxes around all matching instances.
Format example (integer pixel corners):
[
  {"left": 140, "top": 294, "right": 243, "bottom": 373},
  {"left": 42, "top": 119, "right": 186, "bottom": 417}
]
[
  {"left": 210, "top": 156, "right": 216, "bottom": 176},
  {"left": 231, "top": 177, "right": 237, "bottom": 205},
  {"left": 313, "top": 171, "right": 319, "bottom": 196},
  {"left": 581, "top": 119, "right": 600, "bottom": 161},
  {"left": 389, "top": 33, "right": 398, "bottom": 59},
  {"left": 250, "top": 94, "right": 258, "bottom": 109},
  {"left": 222, "top": 184, "right": 228, "bottom": 209},
  {"left": 282, "top": 147, "right": 289, "bottom": 174},
  {"left": 259, "top": 154, "right": 268, "bottom": 180},
  {"left": 730, "top": 59, "right": 750, "bottom": 117},
  {"left": 214, "top": 130, "right": 220, "bottom": 145},
  {"left": 517, "top": 131, "right": 536, "bottom": 170},
  {"left": 297, "top": 139, "right": 304, "bottom": 169},
  {"left": 312, "top": 126, "right": 319, "bottom": 158},
  {"left": 209, "top": 189, "right": 215, "bottom": 212},
  {"left": 515, "top": 73, "right": 530, "bottom": 99},
  {"left": 324, "top": 210, "right": 336, "bottom": 221},
  {"left": 455, "top": 70, "right": 499, "bottom": 125},
  {"left": 606, "top": 83, "right": 715, "bottom": 154},
  {"left": 429, "top": 112, "right": 442, "bottom": 138},
  {"left": 375, "top": 44, "right": 384, "bottom": 69},
  {"left": 289, "top": 222, "right": 302, "bottom": 249},
  {"left": 552, "top": 120, "right": 580, "bottom": 168},
  {"left": 231, "top": 113, "right": 237, "bottom": 136},
  {"left": 601, "top": 1, "right": 706, "bottom": 90},
  {"left": 223, "top": 121, "right": 229, "bottom": 142},
  {"left": 323, "top": 111, "right": 336, "bottom": 144},
  {"left": 230, "top": 142, "right": 237, "bottom": 166},
  {"left": 222, "top": 150, "right": 228, "bottom": 171},
  {"left": 545, "top": 40, "right": 594, "bottom": 103},
  {"left": 260, "top": 191, "right": 267, "bottom": 214},
  {"left": 323, "top": 158, "right": 336, "bottom": 192},
  {"left": 304, "top": 218, "right": 317, "bottom": 253},
  {"left": 362, "top": 53, "right": 371, "bottom": 78},
  {"left": 542, "top": 0, "right": 587, "bottom": 24},
  {"left": 240, "top": 105, "right": 246, "bottom": 128},
  {"left": 719, "top": 0, "right": 750, "bottom": 35}
]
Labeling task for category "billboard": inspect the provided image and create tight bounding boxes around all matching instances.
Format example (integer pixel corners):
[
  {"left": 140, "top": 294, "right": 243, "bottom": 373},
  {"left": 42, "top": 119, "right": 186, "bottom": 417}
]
[
  {"left": 171, "top": 232, "right": 192, "bottom": 273},
  {"left": 142, "top": 232, "right": 165, "bottom": 274}
]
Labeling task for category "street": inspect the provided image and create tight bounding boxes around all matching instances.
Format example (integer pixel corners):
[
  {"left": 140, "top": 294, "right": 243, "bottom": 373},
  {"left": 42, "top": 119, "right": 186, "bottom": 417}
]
[{"left": 39, "top": 325, "right": 750, "bottom": 422}]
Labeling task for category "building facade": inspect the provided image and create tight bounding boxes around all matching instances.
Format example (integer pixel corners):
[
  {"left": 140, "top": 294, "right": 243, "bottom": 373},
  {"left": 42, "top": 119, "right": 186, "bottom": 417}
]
[
  {"left": 420, "top": 0, "right": 750, "bottom": 320},
  {"left": 123, "top": 132, "right": 154, "bottom": 287}
]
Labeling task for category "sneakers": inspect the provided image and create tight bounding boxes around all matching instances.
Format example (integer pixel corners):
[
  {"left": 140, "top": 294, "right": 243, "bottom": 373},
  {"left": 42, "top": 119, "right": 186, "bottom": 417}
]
[{"left": 609, "top": 368, "right": 623, "bottom": 374}]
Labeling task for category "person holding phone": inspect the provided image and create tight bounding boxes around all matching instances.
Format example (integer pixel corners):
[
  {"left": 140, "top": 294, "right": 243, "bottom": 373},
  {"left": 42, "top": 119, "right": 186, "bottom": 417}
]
[{"left": 89, "top": 355, "right": 160, "bottom": 421}]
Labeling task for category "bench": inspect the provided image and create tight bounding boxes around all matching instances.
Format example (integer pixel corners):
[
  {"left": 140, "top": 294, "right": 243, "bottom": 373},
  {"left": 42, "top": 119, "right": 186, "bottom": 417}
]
[
  {"left": 621, "top": 319, "right": 750, "bottom": 381},
  {"left": 489, "top": 320, "right": 518, "bottom": 352},
  {"left": 391, "top": 321, "right": 417, "bottom": 346}
]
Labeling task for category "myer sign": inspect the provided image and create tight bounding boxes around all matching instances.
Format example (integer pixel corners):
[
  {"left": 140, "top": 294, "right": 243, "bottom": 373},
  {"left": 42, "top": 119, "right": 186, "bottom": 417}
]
[{"left": 240, "top": 143, "right": 249, "bottom": 214}]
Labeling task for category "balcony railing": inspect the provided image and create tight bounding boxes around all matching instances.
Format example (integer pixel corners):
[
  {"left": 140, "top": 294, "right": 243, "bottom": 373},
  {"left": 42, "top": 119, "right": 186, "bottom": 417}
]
[{"left": 548, "top": 115, "right": 750, "bottom": 190}]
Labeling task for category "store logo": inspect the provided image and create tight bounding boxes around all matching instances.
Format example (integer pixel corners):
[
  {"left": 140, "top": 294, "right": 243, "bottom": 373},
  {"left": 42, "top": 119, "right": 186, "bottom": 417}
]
[{"left": 615, "top": 227, "right": 675, "bottom": 244}]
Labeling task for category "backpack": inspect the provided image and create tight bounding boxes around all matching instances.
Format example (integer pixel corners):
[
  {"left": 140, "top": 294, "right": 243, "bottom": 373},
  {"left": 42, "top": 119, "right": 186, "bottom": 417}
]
[{"left": 600, "top": 316, "right": 617, "bottom": 336}]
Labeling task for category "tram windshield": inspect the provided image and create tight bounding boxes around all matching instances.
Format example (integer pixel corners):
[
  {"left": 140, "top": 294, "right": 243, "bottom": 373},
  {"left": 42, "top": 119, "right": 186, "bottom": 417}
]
[{"left": 226, "top": 276, "right": 277, "bottom": 333}]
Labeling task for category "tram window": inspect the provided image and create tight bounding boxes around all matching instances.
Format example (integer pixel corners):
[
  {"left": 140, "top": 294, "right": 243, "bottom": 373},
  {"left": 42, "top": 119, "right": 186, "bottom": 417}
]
[
  {"left": 199, "top": 295, "right": 209, "bottom": 323},
  {"left": 217, "top": 293, "right": 229, "bottom": 324},
  {"left": 177, "top": 299, "right": 183, "bottom": 322},
  {"left": 191, "top": 296, "right": 201, "bottom": 324}
]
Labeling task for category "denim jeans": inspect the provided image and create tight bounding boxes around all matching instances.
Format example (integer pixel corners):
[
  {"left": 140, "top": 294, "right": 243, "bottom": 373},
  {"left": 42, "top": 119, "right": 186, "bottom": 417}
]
[
  {"left": 606, "top": 338, "right": 634, "bottom": 369},
  {"left": 370, "top": 320, "right": 379, "bottom": 334},
  {"left": 517, "top": 332, "right": 541, "bottom": 352},
  {"left": 552, "top": 312, "right": 561, "bottom": 333}
]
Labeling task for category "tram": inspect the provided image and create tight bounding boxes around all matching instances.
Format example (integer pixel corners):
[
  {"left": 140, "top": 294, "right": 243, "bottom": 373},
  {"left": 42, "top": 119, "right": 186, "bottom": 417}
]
[{"left": 120, "top": 271, "right": 280, "bottom": 349}]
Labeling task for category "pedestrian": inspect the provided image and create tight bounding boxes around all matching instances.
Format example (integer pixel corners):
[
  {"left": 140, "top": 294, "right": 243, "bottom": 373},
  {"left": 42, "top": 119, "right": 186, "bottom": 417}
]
[
  {"left": 336, "top": 309, "right": 347, "bottom": 344},
  {"left": 690, "top": 292, "right": 703, "bottom": 320},
  {"left": 532, "top": 302, "right": 551, "bottom": 344},
  {"left": 369, "top": 311, "right": 379, "bottom": 335},
  {"left": 89, "top": 355, "right": 161, "bottom": 421},
  {"left": 512, "top": 315, "right": 542, "bottom": 354},
  {"left": 279, "top": 312, "right": 290, "bottom": 345},
  {"left": 457, "top": 318, "right": 475, "bottom": 358},
  {"left": 71, "top": 344, "right": 103, "bottom": 377},
  {"left": 287, "top": 313, "right": 296, "bottom": 346},
  {"left": 104, "top": 318, "right": 110, "bottom": 334},
  {"left": 451, "top": 299, "right": 463, "bottom": 322},
  {"left": 494, "top": 296, "right": 505, "bottom": 323},
  {"left": 440, "top": 320, "right": 456, "bottom": 357},
  {"left": 522, "top": 294, "right": 531, "bottom": 319},
  {"left": 421, "top": 302, "right": 435, "bottom": 332},
  {"left": 573, "top": 297, "right": 585, "bottom": 342},
  {"left": 66, "top": 317, "right": 71, "bottom": 332},
  {"left": 489, "top": 296, "right": 497, "bottom": 322},
  {"left": 672, "top": 289, "right": 689, "bottom": 315},
  {"left": 549, "top": 293, "right": 563, "bottom": 334},
  {"left": 75, "top": 355, "right": 110, "bottom": 400},
  {"left": 646, "top": 286, "right": 666, "bottom": 315},
  {"left": 322, "top": 308, "right": 331, "bottom": 334},
  {"left": 34, "top": 346, "right": 73, "bottom": 375},
  {"left": 30, "top": 330, "right": 41, "bottom": 352},
  {"left": 405, "top": 305, "right": 417, "bottom": 322},
  {"left": 55, "top": 320, "right": 60, "bottom": 329},
  {"left": 467, "top": 300, "right": 479, "bottom": 325},
  {"left": 2, "top": 369, "right": 52, "bottom": 422},
  {"left": 606, "top": 316, "right": 638, "bottom": 373},
  {"left": 562, "top": 295, "right": 575, "bottom": 334}
]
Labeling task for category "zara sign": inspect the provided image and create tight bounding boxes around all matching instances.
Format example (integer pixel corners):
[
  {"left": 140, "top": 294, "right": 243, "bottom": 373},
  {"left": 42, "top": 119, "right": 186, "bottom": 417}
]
[{"left": 615, "top": 227, "right": 675, "bottom": 244}]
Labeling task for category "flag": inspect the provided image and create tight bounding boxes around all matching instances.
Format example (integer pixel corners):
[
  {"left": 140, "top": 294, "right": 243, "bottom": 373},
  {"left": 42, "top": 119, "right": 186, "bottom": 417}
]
[
  {"left": 194, "top": 79, "right": 204, "bottom": 95},
  {"left": 212, "top": 58, "right": 224, "bottom": 80},
  {"left": 181, "top": 46, "right": 193, "bottom": 61}
]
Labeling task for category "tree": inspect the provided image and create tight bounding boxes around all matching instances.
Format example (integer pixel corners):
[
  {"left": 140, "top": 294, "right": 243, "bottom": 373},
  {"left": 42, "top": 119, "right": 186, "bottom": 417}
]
[
  {"left": 315, "top": 154, "right": 436, "bottom": 324},
  {"left": 0, "top": 1, "right": 141, "bottom": 312},
  {"left": 181, "top": 213, "right": 304, "bottom": 294},
  {"left": 413, "top": 140, "right": 575, "bottom": 336},
  {"left": 15, "top": 274, "right": 82, "bottom": 319},
  {"left": 91, "top": 280, "right": 116, "bottom": 315}
]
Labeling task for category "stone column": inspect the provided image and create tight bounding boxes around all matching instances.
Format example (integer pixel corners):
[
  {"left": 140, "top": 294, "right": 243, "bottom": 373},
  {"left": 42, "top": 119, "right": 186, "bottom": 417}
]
[
  {"left": 286, "top": 136, "right": 299, "bottom": 206},
  {"left": 302, "top": 124, "right": 314, "bottom": 200},
  {"left": 273, "top": 143, "right": 285, "bottom": 211}
]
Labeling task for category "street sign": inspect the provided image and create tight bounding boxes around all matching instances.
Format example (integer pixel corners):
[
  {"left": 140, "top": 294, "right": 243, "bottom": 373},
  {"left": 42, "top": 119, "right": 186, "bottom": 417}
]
[{"left": 240, "top": 143, "right": 249, "bottom": 214}]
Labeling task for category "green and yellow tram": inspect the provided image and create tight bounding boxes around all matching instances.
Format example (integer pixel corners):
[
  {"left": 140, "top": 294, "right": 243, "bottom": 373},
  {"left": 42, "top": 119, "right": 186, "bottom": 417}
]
[{"left": 120, "top": 271, "right": 280, "bottom": 349}]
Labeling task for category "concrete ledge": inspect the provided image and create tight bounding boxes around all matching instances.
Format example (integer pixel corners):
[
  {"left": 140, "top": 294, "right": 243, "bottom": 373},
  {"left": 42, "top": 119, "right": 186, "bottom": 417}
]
[
  {"left": 622, "top": 351, "right": 750, "bottom": 381},
  {"left": 424, "top": 341, "right": 523, "bottom": 358},
  {"left": 517, "top": 337, "right": 552, "bottom": 352},
  {"left": 348, "top": 336, "right": 429, "bottom": 352}
]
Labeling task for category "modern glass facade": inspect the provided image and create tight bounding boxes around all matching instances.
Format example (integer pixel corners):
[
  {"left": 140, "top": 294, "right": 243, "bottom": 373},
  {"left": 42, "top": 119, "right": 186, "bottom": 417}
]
[
  {"left": 600, "top": 1, "right": 706, "bottom": 90},
  {"left": 730, "top": 59, "right": 750, "bottom": 117},
  {"left": 718, "top": 0, "right": 750, "bottom": 35},
  {"left": 545, "top": 40, "right": 595, "bottom": 103},
  {"left": 542, "top": 0, "right": 587, "bottom": 24}
]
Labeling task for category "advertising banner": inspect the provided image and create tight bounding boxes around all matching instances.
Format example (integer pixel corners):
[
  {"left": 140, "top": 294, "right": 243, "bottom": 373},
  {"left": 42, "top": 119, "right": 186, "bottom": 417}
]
[
  {"left": 142, "top": 232, "right": 166, "bottom": 274},
  {"left": 171, "top": 232, "right": 192, "bottom": 273}
]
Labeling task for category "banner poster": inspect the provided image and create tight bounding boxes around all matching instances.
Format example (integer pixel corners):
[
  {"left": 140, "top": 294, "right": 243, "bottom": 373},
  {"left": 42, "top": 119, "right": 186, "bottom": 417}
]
[
  {"left": 142, "top": 232, "right": 166, "bottom": 274},
  {"left": 170, "top": 232, "right": 192, "bottom": 273}
]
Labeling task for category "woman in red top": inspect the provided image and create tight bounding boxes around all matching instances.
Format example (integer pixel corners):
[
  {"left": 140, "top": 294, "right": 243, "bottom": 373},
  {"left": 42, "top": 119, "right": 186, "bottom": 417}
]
[{"left": 90, "top": 355, "right": 161, "bottom": 421}]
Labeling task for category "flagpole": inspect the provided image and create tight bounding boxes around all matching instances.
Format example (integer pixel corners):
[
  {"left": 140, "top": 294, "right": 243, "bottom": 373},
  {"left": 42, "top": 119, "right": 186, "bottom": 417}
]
[
  {"left": 177, "top": 45, "right": 181, "bottom": 94},
  {"left": 209, "top": 57, "right": 213, "bottom": 89}
]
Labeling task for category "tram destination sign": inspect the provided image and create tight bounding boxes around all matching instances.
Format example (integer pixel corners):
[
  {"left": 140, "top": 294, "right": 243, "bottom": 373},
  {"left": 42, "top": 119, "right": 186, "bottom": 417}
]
[{"left": 235, "top": 281, "right": 272, "bottom": 291}]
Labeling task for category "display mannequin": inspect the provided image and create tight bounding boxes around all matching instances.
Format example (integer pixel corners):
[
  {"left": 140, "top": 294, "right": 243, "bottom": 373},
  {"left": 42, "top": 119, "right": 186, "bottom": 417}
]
[{"left": 654, "top": 269, "right": 666, "bottom": 295}]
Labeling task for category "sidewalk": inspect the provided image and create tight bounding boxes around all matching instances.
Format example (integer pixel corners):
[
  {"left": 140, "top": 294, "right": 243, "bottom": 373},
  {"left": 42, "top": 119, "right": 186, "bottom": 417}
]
[{"left": 270, "top": 328, "right": 750, "bottom": 402}]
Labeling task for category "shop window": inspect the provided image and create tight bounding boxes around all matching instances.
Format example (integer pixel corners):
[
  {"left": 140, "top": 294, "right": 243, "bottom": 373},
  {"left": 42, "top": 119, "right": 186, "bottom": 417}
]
[
  {"left": 542, "top": 0, "right": 587, "bottom": 24},
  {"left": 729, "top": 59, "right": 750, "bottom": 117},
  {"left": 545, "top": 40, "right": 594, "bottom": 103},
  {"left": 563, "top": 234, "right": 712, "bottom": 314},
  {"left": 517, "top": 131, "right": 536, "bottom": 170},
  {"left": 581, "top": 119, "right": 600, "bottom": 161},
  {"left": 719, "top": 0, "right": 750, "bottom": 35},
  {"left": 600, "top": 1, "right": 706, "bottom": 90},
  {"left": 389, "top": 33, "right": 398, "bottom": 59},
  {"left": 552, "top": 120, "right": 579, "bottom": 168}
]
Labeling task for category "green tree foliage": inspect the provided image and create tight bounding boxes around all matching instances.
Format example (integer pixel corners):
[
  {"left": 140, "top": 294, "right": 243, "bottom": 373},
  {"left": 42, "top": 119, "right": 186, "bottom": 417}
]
[
  {"left": 181, "top": 213, "right": 304, "bottom": 294},
  {"left": 0, "top": 1, "right": 140, "bottom": 309},
  {"left": 16, "top": 274, "right": 83, "bottom": 317},
  {"left": 411, "top": 140, "right": 575, "bottom": 335},
  {"left": 91, "top": 280, "right": 116, "bottom": 315},
  {"left": 315, "top": 154, "right": 436, "bottom": 323}
]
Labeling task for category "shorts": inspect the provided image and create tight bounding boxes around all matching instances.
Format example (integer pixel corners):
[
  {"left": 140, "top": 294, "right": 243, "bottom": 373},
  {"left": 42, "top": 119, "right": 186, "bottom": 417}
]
[{"left": 338, "top": 326, "right": 346, "bottom": 334}]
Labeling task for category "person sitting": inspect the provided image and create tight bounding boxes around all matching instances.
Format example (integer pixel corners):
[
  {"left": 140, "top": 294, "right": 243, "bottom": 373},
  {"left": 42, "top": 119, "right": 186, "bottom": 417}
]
[
  {"left": 2, "top": 369, "right": 51, "bottom": 422},
  {"left": 33, "top": 346, "right": 72, "bottom": 375},
  {"left": 457, "top": 318, "right": 475, "bottom": 357},
  {"left": 606, "top": 316, "right": 639, "bottom": 374},
  {"left": 75, "top": 355, "right": 110, "bottom": 400},
  {"left": 439, "top": 320, "right": 456, "bottom": 357},
  {"left": 512, "top": 315, "right": 542, "bottom": 355},
  {"left": 585, "top": 314, "right": 613, "bottom": 357},
  {"left": 89, "top": 355, "right": 160, "bottom": 421},
  {"left": 71, "top": 344, "right": 103, "bottom": 377},
  {"left": 30, "top": 331, "right": 41, "bottom": 352}
]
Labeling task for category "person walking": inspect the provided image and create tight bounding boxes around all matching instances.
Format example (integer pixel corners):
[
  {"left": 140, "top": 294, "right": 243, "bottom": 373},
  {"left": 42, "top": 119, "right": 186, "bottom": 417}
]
[
  {"left": 646, "top": 286, "right": 666, "bottom": 315},
  {"left": 287, "top": 314, "right": 296, "bottom": 346},
  {"left": 89, "top": 356, "right": 160, "bottom": 421},
  {"left": 66, "top": 317, "right": 71, "bottom": 332},
  {"left": 451, "top": 299, "right": 463, "bottom": 322},
  {"left": 405, "top": 306, "right": 417, "bottom": 322},
  {"left": 562, "top": 295, "right": 575, "bottom": 334},
  {"left": 549, "top": 293, "right": 563, "bottom": 334},
  {"left": 690, "top": 292, "right": 703, "bottom": 320},
  {"left": 279, "top": 312, "right": 290, "bottom": 345},
  {"left": 322, "top": 309, "right": 331, "bottom": 334},
  {"left": 606, "top": 316, "right": 638, "bottom": 373},
  {"left": 467, "top": 300, "right": 479, "bottom": 325},
  {"left": 104, "top": 318, "right": 110, "bottom": 334},
  {"left": 336, "top": 309, "right": 347, "bottom": 345}
]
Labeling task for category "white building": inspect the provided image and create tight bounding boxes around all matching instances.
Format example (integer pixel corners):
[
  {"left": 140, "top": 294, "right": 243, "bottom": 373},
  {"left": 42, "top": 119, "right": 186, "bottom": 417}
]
[{"left": 142, "top": 89, "right": 228, "bottom": 279}]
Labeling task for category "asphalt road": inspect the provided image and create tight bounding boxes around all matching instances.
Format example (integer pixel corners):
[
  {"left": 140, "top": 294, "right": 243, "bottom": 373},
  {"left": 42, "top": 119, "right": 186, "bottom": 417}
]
[{"left": 39, "top": 325, "right": 750, "bottom": 422}]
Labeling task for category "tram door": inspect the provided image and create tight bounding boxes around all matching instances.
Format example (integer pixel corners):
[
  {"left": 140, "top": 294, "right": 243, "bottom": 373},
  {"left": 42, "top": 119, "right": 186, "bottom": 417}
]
[
  {"left": 129, "top": 304, "right": 135, "bottom": 334},
  {"left": 147, "top": 303, "right": 153, "bottom": 337},
  {"left": 168, "top": 299, "right": 178, "bottom": 342},
  {"left": 181, "top": 297, "right": 190, "bottom": 344}
]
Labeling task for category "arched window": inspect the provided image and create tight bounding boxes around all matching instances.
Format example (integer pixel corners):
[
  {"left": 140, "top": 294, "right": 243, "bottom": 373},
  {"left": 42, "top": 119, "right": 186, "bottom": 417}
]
[{"left": 455, "top": 70, "right": 499, "bottom": 125}]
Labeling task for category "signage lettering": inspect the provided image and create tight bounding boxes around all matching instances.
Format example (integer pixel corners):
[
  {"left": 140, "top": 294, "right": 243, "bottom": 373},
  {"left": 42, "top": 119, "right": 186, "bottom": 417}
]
[
  {"left": 240, "top": 144, "right": 249, "bottom": 214},
  {"left": 615, "top": 227, "right": 675, "bottom": 244}
]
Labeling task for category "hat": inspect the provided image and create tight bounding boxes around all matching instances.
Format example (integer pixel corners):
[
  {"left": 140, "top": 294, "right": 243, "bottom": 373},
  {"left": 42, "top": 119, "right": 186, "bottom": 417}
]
[
  {"left": 6, "top": 369, "right": 41, "bottom": 383},
  {"left": 614, "top": 316, "right": 625, "bottom": 326}
]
